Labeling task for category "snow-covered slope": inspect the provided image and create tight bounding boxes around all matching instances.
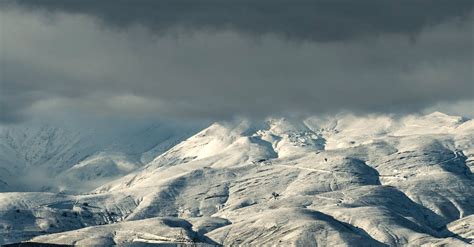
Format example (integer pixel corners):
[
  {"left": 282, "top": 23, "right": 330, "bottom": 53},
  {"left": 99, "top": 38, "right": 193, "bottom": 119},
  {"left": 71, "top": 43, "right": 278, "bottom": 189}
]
[
  {"left": 0, "top": 119, "right": 203, "bottom": 192},
  {"left": 1, "top": 113, "right": 473, "bottom": 246}
]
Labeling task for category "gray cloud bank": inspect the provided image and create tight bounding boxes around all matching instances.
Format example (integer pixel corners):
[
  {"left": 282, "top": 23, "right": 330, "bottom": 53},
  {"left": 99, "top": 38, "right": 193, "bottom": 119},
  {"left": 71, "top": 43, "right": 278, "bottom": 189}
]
[
  {"left": 1, "top": 1, "right": 473, "bottom": 123},
  {"left": 4, "top": 0, "right": 473, "bottom": 42}
]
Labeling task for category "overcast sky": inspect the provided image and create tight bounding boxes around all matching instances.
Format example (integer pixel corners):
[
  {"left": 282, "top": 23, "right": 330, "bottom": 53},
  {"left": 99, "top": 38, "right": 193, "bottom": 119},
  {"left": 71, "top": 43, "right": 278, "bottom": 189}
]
[{"left": 1, "top": 0, "right": 473, "bottom": 123}]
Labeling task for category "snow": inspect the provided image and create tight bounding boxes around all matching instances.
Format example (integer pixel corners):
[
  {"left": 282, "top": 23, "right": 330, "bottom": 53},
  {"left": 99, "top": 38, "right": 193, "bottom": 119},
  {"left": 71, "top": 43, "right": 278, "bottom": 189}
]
[
  {"left": 0, "top": 112, "right": 473, "bottom": 246},
  {"left": 0, "top": 120, "right": 203, "bottom": 192}
]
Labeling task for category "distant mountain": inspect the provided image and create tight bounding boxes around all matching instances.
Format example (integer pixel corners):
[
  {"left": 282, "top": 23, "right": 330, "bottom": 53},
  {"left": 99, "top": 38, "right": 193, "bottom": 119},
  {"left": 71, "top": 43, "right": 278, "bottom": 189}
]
[
  {"left": 1, "top": 112, "right": 473, "bottom": 246},
  {"left": 0, "top": 119, "right": 204, "bottom": 192}
]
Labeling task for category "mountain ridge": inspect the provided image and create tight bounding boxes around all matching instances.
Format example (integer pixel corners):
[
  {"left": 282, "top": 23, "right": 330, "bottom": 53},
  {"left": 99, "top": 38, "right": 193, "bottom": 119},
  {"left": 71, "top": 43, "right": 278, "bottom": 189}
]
[{"left": 0, "top": 112, "right": 473, "bottom": 246}]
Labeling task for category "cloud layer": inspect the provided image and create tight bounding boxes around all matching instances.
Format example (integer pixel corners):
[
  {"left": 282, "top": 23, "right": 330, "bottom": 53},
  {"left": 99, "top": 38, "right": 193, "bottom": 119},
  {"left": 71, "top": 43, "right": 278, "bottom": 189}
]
[
  {"left": 1, "top": 1, "right": 473, "bottom": 122},
  {"left": 5, "top": 0, "right": 473, "bottom": 42}
]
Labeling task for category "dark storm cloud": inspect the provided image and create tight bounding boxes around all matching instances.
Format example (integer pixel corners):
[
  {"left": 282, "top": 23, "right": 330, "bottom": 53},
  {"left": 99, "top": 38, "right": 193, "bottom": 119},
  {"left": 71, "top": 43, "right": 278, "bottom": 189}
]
[
  {"left": 3, "top": 0, "right": 473, "bottom": 42},
  {"left": 0, "top": 1, "right": 473, "bottom": 123}
]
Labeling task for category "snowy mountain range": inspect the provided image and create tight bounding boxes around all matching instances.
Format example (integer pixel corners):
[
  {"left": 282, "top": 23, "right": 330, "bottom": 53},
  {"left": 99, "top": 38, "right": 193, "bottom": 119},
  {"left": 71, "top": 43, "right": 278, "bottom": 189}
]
[{"left": 0, "top": 112, "right": 473, "bottom": 246}]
